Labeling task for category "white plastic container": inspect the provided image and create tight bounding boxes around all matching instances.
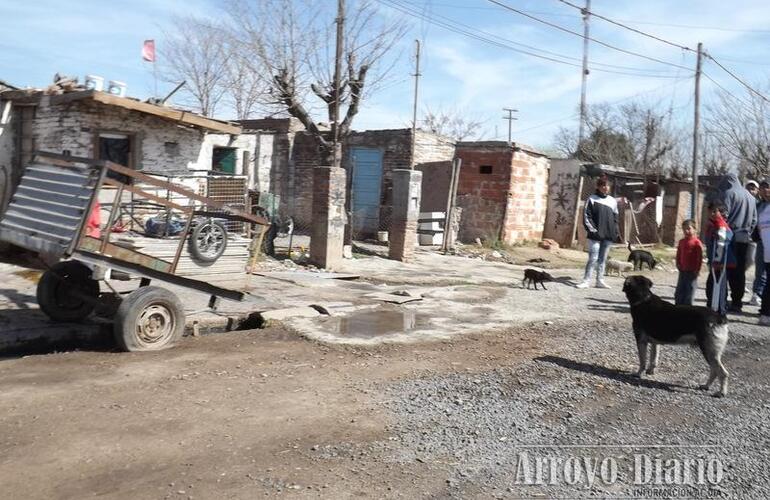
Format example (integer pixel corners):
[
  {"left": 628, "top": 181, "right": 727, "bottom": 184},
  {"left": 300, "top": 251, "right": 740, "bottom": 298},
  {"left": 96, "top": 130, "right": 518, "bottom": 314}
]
[
  {"left": 85, "top": 75, "right": 104, "bottom": 91},
  {"left": 107, "top": 80, "right": 127, "bottom": 97}
]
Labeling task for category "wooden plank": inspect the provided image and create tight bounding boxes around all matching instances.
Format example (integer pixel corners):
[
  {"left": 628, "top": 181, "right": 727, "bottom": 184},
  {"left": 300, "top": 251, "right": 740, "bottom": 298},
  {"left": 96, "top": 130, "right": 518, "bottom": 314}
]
[
  {"left": 105, "top": 179, "right": 188, "bottom": 211},
  {"left": 90, "top": 92, "right": 242, "bottom": 135},
  {"left": 77, "top": 236, "right": 172, "bottom": 273},
  {"left": 105, "top": 163, "right": 268, "bottom": 226}
]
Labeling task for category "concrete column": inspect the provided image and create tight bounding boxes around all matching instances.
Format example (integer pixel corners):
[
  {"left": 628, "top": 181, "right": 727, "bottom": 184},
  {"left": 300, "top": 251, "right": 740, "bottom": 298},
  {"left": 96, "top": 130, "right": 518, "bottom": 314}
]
[
  {"left": 310, "top": 167, "right": 346, "bottom": 271},
  {"left": 388, "top": 169, "right": 422, "bottom": 262}
]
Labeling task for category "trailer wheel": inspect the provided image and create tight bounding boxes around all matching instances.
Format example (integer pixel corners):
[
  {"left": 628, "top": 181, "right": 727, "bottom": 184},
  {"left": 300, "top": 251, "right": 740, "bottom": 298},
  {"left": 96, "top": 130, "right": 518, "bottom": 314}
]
[
  {"left": 114, "top": 286, "right": 185, "bottom": 352},
  {"left": 37, "top": 261, "right": 99, "bottom": 322},
  {"left": 190, "top": 220, "right": 228, "bottom": 262}
]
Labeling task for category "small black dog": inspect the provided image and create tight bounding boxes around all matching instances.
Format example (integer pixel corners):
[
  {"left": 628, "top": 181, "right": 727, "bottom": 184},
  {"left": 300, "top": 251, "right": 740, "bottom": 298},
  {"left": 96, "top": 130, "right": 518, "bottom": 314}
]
[
  {"left": 522, "top": 269, "right": 553, "bottom": 290},
  {"left": 622, "top": 275, "right": 729, "bottom": 397},
  {"left": 627, "top": 242, "right": 657, "bottom": 271}
]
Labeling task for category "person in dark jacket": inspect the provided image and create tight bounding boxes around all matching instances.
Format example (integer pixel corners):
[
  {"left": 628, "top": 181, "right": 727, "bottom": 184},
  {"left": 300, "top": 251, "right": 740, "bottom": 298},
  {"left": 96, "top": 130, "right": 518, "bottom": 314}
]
[
  {"left": 577, "top": 177, "right": 619, "bottom": 289},
  {"left": 714, "top": 173, "right": 758, "bottom": 311}
]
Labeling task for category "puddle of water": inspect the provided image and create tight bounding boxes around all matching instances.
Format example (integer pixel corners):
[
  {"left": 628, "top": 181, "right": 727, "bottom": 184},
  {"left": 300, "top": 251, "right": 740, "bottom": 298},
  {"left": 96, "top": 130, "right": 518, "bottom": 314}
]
[
  {"left": 13, "top": 270, "right": 42, "bottom": 283},
  {"left": 322, "top": 309, "right": 428, "bottom": 339}
]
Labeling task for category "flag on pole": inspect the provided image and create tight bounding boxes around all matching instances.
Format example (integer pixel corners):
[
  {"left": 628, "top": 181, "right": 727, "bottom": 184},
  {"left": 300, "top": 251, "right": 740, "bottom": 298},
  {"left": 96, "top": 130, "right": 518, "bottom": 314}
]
[{"left": 142, "top": 40, "right": 156, "bottom": 62}]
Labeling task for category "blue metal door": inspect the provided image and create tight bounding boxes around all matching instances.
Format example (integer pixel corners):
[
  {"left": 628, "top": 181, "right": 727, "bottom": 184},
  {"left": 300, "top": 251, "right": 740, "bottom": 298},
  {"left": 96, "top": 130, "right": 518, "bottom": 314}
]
[{"left": 350, "top": 148, "right": 383, "bottom": 236}]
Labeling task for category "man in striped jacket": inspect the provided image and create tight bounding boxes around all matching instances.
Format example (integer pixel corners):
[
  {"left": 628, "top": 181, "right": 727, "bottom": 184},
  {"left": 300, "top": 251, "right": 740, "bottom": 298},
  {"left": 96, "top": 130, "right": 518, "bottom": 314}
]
[{"left": 577, "top": 177, "right": 619, "bottom": 289}]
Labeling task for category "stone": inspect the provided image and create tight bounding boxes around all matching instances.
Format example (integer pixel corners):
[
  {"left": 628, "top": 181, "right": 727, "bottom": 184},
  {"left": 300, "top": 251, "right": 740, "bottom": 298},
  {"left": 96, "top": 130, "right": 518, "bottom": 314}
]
[{"left": 539, "top": 238, "right": 560, "bottom": 250}]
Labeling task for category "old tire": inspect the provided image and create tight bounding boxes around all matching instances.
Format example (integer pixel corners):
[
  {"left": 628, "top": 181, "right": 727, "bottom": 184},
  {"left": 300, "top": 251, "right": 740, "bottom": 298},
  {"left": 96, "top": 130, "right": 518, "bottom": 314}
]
[
  {"left": 36, "top": 261, "right": 99, "bottom": 322},
  {"left": 190, "top": 220, "right": 228, "bottom": 263},
  {"left": 114, "top": 286, "right": 185, "bottom": 352}
]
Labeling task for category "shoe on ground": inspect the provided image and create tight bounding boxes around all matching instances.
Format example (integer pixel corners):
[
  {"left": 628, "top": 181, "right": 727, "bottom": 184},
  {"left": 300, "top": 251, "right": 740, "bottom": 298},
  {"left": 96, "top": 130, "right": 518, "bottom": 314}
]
[
  {"left": 727, "top": 304, "right": 743, "bottom": 313},
  {"left": 760, "top": 315, "right": 770, "bottom": 326},
  {"left": 576, "top": 280, "right": 591, "bottom": 289},
  {"left": 595, "top": 281, "right": 611, "bottom": 289},
  {"left": 749, "top": 294, "right": 761, "bottom": 306}
]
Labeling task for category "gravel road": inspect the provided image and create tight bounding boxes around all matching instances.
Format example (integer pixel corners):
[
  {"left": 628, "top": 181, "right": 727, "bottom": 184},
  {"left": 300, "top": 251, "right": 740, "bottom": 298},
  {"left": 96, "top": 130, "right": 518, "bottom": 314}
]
[{"left": 317, "top": 317, "right": 770, "bottom": 499}]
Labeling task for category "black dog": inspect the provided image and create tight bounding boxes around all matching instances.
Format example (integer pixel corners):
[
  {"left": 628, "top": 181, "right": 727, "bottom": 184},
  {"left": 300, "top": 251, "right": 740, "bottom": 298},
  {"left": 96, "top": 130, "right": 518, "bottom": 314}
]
[
  {"left": 622, "top": 275, "right": 729, "bottom": 397},
  {"left": 522, "top": 269, "right": 553, "bottom": 290},
  {"left": 627, "top": 242, "right": 657, "bottom": 271}
]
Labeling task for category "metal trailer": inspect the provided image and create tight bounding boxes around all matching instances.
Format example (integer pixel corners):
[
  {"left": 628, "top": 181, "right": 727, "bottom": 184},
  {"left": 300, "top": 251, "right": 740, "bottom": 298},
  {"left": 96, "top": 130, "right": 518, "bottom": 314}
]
[{"left": 0, "top": 152, "right": 269, "bottom": 352}]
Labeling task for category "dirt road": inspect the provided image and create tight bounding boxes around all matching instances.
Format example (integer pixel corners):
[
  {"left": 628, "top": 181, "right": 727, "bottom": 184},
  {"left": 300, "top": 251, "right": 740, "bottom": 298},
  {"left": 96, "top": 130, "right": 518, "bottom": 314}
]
[{"left": 1, "top": 308, "right": 768, "bottom": 499}]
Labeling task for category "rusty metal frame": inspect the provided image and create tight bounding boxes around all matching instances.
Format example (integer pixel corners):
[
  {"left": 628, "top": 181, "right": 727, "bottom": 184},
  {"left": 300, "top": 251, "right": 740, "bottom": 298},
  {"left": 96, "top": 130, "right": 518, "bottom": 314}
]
[{"left": 24, "top": 151, "right": 268, "bottom": 302}]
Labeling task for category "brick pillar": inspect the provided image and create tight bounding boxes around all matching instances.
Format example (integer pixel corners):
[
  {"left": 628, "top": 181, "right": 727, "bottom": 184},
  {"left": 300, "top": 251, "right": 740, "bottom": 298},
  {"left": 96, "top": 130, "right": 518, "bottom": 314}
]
[
  {"left": 310, "top": 167, "right": 346, "bottom": 270},
  {"left": 388, "top": 169, "right": 422, "bottom": 262}
]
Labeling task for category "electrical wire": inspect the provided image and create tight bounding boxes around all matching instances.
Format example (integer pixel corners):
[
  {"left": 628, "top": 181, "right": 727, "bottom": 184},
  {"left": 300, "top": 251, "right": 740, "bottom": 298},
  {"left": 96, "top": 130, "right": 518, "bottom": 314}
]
[
  {"left": 701, "top": 72, "right": 756, "bottom": 110},
  {"left": 402, "top": 1, "right": 770, "bottom": 34},
  {"left": 705, "top": 54, "right": 770, "bottom": 103},
  {"left": 485, "top": 0, "right": 694, "bottom": 71},
  {"left": 379, "top": 0, "right": 684, "bottom": 78},
  {"left": 555, "top": 0, "right": 693, "bottom": 52}
]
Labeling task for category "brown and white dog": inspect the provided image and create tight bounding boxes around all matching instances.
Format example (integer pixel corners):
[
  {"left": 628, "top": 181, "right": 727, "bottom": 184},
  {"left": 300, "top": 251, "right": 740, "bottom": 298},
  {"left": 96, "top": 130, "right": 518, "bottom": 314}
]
[{"left": 622, "top": 275, "right": 730, "bottom": 397}]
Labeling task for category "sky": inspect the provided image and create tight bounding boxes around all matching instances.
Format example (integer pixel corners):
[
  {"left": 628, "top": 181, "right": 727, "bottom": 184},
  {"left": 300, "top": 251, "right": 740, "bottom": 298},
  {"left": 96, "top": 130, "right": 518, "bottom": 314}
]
[{"left": 2, "top": 0, "right": 770, "bottom": 151}]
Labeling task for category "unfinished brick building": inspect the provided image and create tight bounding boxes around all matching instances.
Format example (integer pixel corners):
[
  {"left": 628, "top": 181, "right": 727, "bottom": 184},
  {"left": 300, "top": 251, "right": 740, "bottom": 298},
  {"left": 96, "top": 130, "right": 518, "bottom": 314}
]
[{"left": 454, "top": 141, "right": 550, "bottom": 244}]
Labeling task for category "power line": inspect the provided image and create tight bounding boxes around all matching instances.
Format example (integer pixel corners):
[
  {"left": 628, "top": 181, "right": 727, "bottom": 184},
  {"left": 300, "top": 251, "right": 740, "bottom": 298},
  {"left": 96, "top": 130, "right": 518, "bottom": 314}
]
[
  {"left": 555, "top": 0, "right": 693, "bottom": 52},
  {"left": 701, "top": 72, "right": 756, "bottom": 110},
  {"left": 706, "top": 54, "right": 770, "bottom": 103},
  {"left": 402, "top": 1, "right": 770, "bottom": 34},
  {"left": 485, "top": 0, "right": 693, "bottom": 71},
  {"left": 379, "top": 0, "right": 683, "bottom": 78}
]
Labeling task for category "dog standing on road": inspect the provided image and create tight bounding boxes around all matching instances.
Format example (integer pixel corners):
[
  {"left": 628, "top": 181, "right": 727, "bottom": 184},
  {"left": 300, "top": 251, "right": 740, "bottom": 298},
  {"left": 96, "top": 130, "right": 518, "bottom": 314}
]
[
  {"left": 522, "top": 269, "right": 553, "bottom": 290},
  {"left": 605, "top": 259, "right": 634, "bottom": 277},
  {"left": 627, "top": 242, "right": 658, "bottom": 271},
  {"left": 622, "top": 275, "right": 730, "bottom": 397}
]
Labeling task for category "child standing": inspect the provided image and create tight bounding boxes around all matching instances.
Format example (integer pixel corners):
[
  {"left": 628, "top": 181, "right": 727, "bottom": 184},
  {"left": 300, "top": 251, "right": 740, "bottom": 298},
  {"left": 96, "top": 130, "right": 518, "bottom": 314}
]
[
  {"left": 674, "top": 219, "right": 703, "bottom": 305},
  {"left": 705, "top": 202, "right": 734, "bottom": 316}
]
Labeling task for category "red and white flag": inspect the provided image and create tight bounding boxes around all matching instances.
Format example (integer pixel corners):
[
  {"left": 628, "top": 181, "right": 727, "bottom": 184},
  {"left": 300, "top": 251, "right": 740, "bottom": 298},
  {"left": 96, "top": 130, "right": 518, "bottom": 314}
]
[{"left": 142, "top": 40, "right": 156, "bottom": 62}]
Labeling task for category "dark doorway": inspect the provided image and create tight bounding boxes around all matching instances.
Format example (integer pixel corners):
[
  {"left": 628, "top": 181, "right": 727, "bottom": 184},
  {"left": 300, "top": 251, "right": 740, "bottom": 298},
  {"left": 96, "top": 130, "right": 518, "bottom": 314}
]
[
  {"left": 212, "top": 147, "right": 237, "bottom": 174},
  {"left": 97, "top": 133, "right": 132, "bottom": 183}
]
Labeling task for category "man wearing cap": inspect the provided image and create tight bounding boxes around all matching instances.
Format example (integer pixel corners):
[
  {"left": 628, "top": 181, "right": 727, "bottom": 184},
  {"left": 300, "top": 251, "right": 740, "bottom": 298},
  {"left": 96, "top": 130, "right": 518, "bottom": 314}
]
[{"left": 713, "top": 173, "right": 758, "bottom": 312}]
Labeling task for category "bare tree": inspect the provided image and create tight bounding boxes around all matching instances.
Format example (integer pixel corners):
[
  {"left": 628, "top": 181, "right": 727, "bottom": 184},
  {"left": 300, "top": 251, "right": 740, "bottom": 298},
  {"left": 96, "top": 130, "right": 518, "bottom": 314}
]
[
  {"left": 706, "top": 88, "right": 770, "bottom": 180},
  {"left": 223, "top": 52, "right": 269, "bottom": 120},
  {"left": 160, "top": 17, "right": 231, "bottom": 117},
  {"left": 553, "top": 100, "right": 682, "bottom": 180},
  {"left": 226, "top": 0, "right": 407, "bottom": 163},
  {"left": 420, "top": 106, "right": 485, "bottom": 141}
]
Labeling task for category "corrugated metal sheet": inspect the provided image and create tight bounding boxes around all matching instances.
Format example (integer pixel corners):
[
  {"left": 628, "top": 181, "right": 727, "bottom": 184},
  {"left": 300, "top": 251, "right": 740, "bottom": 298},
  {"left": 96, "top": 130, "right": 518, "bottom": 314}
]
[{"left": 0, "top": 162, "right": 99, "bottom": 256}]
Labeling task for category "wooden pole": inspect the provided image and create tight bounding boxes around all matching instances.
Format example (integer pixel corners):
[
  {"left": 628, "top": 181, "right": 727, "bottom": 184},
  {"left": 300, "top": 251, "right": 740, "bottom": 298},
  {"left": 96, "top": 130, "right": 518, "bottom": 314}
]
[
  {"left": 332, "top": 0, "right": 345, "bottom": 170},
  {"left": 691, "top": 42, "right": 703, "bottom": 221},
  {"left": 577, "top": 0, "right": 591, "bottom": 154},
  {"left": 410, "top": 40, "right": 421, "bottom": 170}
]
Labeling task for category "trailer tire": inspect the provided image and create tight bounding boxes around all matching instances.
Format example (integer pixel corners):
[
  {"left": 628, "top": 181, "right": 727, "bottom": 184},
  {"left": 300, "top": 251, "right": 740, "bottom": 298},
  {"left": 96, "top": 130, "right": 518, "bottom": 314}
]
[
  {"left": 190, "top": 220, "right": 228, "bottom": 263},
  {"left": 37, "top": 261, "right": 99, "bottom": 322},
  {"left": 114, "top": 286, "right": 185, "bottom": 352}
]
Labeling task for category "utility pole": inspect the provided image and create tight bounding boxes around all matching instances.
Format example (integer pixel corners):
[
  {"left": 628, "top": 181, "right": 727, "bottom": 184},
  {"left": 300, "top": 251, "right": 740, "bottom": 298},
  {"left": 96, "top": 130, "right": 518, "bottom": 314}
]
[
  {"left": 331, "top": 0, "right": 345, "bottom": 169},
  {"left": 691, "top": 42, "right": 703, "bottom": 221},
  {"left": 410, "top": 40, "right": 421, "bottom": 169},
  {"left": 502, "top": 108, "right": 518, "bottom": 145},
  {"left": 577, "top": 0, "right": 591, "bottom": 155}
]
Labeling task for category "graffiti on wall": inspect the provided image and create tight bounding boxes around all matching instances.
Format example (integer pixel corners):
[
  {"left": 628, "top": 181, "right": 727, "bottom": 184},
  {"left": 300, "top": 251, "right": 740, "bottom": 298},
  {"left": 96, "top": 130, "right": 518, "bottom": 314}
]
[{"left": 544, "top": 164, "right": 582, "bottom": 246}]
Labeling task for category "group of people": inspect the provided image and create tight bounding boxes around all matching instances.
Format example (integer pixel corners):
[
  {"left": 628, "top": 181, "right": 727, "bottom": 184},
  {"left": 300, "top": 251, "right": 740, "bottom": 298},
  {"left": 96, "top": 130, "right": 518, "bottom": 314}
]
[{"left": 576, "top": 173, "right": 770, "bottom": 323}]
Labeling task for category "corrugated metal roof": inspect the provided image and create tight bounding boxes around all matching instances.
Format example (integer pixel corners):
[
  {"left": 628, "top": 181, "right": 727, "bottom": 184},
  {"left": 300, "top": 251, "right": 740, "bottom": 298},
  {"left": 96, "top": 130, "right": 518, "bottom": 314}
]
[{"left": 0, "top": 161, "right": 98, "bottom": 256}]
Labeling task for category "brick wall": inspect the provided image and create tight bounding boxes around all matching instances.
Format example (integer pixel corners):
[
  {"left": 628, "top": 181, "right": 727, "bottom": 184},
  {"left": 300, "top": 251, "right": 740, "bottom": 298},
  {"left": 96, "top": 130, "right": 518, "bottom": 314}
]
[
  {"left": 455, "top": 145, "right": 512, "bottom": 242},
  {"left": 33, "top": 97, "right": 207, "bottom": 175},
  {"left": 503, "top": 150, "right": 550, "bottom": 243},
  {"left": 454, "top": 142, "right": 550, "bottom": 244}
]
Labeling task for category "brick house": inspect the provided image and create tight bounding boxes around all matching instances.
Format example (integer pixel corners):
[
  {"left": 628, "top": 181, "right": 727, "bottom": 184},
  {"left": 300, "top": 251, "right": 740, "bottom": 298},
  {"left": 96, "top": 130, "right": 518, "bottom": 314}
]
[
  {"left": 238, "top": 122, "right": 455, "bottom": 236},
  {"left": 454, "top": 141, "right": 550, "bottom": 244}
]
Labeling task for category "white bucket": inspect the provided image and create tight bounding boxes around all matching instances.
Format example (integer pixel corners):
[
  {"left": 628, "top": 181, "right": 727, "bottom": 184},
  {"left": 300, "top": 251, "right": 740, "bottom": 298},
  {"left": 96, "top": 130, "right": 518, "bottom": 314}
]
[
  {"left": 85, "top": 75, "right": 104, "bottom": 91},
  {"left": 377, "top": 231, "right": 389, "bottom": 243},
  {"left": 107, "top": 80, "right": 127, "bottom": 97}
]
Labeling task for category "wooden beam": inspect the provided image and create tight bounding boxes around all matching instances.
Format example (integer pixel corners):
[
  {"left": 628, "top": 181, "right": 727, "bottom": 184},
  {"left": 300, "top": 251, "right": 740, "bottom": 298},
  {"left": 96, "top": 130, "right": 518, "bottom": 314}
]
[
  {"left": 90, "top": 92, "right": 241, "bottom": 134},
  {"left": 105, "top": 162, "right": 269, "bottom": 226},
  {"left": 104, "top": 178, "right": 189, "bottom": 212}
]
